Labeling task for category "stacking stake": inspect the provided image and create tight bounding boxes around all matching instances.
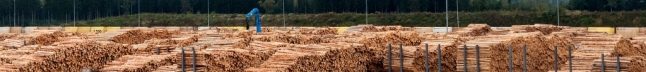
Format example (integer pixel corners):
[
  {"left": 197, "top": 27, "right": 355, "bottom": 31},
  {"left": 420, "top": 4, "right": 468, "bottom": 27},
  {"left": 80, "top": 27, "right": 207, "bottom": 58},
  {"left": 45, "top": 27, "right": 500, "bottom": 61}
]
[
  {"left": 437, "top": 44, "right": 441, "bottom": 72},
  {"left": 601, "top": 54, "right": 605, "bottom": 72},
  {"left": 388, "top": 44, "right": 392, "bottom": 72},
  {"left": 157, "top": 47, "right": 160, "bottom": 55},
  {"left": 569, "top": 46, "right": 572, "bottom": 72},
  {"left": 616, "top": 54, "right": 620, "bottom": 72},
  {"left": 400, "top": 44, "right": 404, "bottom": 72},
  {"left": 425, "top": 44, "right": 429, "bottom": 72},
  {"left": 463, "top": 45, "right": 467, "bottom": 72},
  {"left": 192, "top": 47, "right": 196, "bottom": 72},
  {"left": 181, "top": 48, "right": 185, "bottom": 72},
  {"left": 23, "top": 40, "right": 26, "bottom": 45},
  {"left": 11, "top": 46, "right": 15, "bottom": 49},
  {"left": 508, "top": 45, "right": 513, "bottom": 72},
  {"left": 32, "top": 40, "right": 35, "bottom": 45},
  {"left": 476, "top": 45, "right": 481, "bottom": 72}
]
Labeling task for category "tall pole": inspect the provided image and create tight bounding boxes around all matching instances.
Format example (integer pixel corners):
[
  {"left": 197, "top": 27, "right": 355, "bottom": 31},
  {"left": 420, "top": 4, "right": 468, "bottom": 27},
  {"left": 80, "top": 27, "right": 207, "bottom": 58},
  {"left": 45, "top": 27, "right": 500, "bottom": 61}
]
[
  {"left": 73, "top": 0, "right": 76, "bottom": 27},
  {"left": 365, "top": 0, "right": 368, "bottom": 25},
  {"left": 208, "top": 0, "right": 210, "bottom": 28},
  {"left": 456, "top": 0, "right": 459, "bottom": 27},
  {"left": 13, "top": 0, "right": 15, "bottom": 27},
  {"left": 283, "top": 0, "right": 285, "bottom": 28},
  {"left": 445, "top": 0, "right": 449, "bottom": 33},
  {"left": 138, "top": 0, "right": 141, "bottom": 27},
  {"left": 557, "top": 0, "right": 560, "bottom": 26}
]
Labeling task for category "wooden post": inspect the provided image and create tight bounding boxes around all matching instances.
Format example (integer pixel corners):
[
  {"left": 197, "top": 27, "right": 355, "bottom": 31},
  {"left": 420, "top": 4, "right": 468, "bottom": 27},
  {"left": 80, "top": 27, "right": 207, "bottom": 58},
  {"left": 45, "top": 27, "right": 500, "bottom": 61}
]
[
  {"left": 476, "top": 45, "right": 480, "bottom": 72},
  {"left": 388, "top": 44, "right": 392, "bottom": 72}
]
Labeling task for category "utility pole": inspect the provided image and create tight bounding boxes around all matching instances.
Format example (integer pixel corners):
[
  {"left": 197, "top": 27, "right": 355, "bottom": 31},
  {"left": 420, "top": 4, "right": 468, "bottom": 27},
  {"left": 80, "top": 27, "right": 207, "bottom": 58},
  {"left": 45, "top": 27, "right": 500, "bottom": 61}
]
[
  {"left": 557, "top": 0, "right": 560, "bottom": 26},
  {"left": 208, "top": 0, "right": 210, "bottom": 28},
  {"left": 73, "top": 0, "right": 76, "bottom": 27},
  {"left": 445, "top": 0, "right": 448, "bottom": 33},
  {"left": 138, "top": 0, "right": 141, "bottom": 27},
  {"left": 283, "top": 0, "right": 285, "bottom": 28},
  {"left": 13, "top": 0, "right": 15, "bottom": 27},
  {"left": 456, "top": 0, "right": 459, "bottom": 27},
  {"left": 365, "top": 0, "right": 368, "bottom": 25}
]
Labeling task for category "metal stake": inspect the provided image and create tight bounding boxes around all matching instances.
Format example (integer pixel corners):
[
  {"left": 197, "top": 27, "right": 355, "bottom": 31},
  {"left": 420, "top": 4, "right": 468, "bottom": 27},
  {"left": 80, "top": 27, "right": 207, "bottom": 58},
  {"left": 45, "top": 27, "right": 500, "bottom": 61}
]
[
  {"left": 388, "top": 44, "right": 392, "bottom": 72},
  {"left": 523, "top": 45, "right": 527, "bottom": 72},
  {"left": 617, "top": 54, "right": 620, "bottom": 72},
  {"left": 463, "top": 45, "right": 467, "bottom": 72},
  {"left": 509, "top": 45, "right": 513, "bottom": 72},
  {"left": 569, "top": 46, "right": 572, "bottom": 72},
  {"left": 400, "top": 44, "right": 404, "bottom": 72},
  {"left": 476, "top": 45, "right": 480, "bottom": 72},
  {"left": 11, "top": 46, "right": 14, "bottom": 49},
  {"left": 601, "top": 54, "right": 605, "bottom": 72},
  {"left": 425, "top": 44, "right": 429, "bottom": 72},
  {"left": 438, "top": 44, "right": 442, "bottom": 72},
  {"left": 157, "top": 47, "right": 160, "bottom": 55},
  {"left": 192, "top": 47, "right": 196, "bottom": 72},
  {"left": 181, "top": 48, "right": 185, "bottom": 72},
  {"left": 167, "top": 47, "right": 171, "bottom": 52}
]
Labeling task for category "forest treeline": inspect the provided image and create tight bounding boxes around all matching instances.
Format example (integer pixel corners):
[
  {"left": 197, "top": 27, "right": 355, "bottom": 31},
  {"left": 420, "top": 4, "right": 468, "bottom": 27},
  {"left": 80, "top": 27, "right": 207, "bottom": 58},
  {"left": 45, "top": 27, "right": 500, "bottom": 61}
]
[{"left": 0, "top": 0, "right": 645, "bottom": 26}]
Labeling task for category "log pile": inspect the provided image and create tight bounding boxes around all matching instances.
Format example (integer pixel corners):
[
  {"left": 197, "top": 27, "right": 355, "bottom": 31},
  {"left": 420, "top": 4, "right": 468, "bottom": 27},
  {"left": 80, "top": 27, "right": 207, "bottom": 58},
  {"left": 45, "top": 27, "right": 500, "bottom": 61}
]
[
  {"left": 612, "top": 39, "right": 646, "bottom": 57},
  {"left": 144, "top": 34, "right": 202, "bottom": 47},
  {"left": 152, "top": 64, "right": 179, "bottom": 72},
  {"left": 245, "top": 42, "right": 384, "bottom": 71},
  {"left": 130, "top": 43, "right": 174, "bottom": 54},
  {"left": 2, "top": 39, "right": 27, "bottom": 47},
  {"left": 0, "top": 42, "right": 134, "bottom": 71},
  {"left": 374, "top": 45, "right": 419, "bottom": 72},
  {"left": 298, "top": 27, "right": 338, "bottom": 35},
  {"left": 409, "top": 38, "right": 462, "bottom": 72},
  {"left": 361, "top": 25, "right": 415, "bottom": 32},
  {"left": 96, "top": 29, "right": 132, "bottom": 41},
  {"left": 552, "top": 32, "right": 623, "bottom": 71},
  {"left": 100, "top": 53, "right": 177, "bottom": 72},
  {"left": 591, "top": 56, "right": 646, "bottom": 72},
  {"left": 344, "top": 24, "right": 374, "bottom": 33},
  {"left": 489, "top": 34, "right": 572, "bottom": 72},
  {"left": 170, "top": 47, "right": 207, "bottom": 72},
  {"left": 0, "top": 33, "right": 17, "bottom": 41},
  {"left": 511, "top": 24, "right": 562, "bottom": 34},
  {"left": 457, "top": 32, "right": 545, "bottom": 72},
  {"left": 31, "top": 31, "right": 80, "bottom": 45},
  {"left": 450, "top": 24, "right": 493, "bottom": 37},
  {"left": 110, "top": 29, "right": 179, "bottom": 44},
  {"left": 203, "top": 47, "right": 277, "bottom": 72},
  {"left": 252, "top": 34, "right": 330, "bottom": 44},
  {"left": 359, "top": 31, "right": 423, "bottom": 48}
]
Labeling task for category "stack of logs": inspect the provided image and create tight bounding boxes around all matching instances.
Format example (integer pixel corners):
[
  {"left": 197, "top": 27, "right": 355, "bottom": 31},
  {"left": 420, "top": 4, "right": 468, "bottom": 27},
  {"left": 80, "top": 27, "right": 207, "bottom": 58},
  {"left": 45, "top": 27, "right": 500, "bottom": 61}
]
[
  {"left": 100, "top": 53, "right": 178, "bottom": 72},
  {"left": 511, "top": 24, "right": 563, "bottom": 34},
  {"left": 359, "top": 31, "right": 423, "bottom": 48},
  {"left": 245, "top": 42, "right": 384, "bottom": 71},
  {"left": 450, "top": 24, "right": 493, "bottom": 37},
  {"left": 0, "top": 42, "right": 133, "bottom": 71},
  {"left": 110, "top": 29, "right": 179, "bottom": 44}
]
